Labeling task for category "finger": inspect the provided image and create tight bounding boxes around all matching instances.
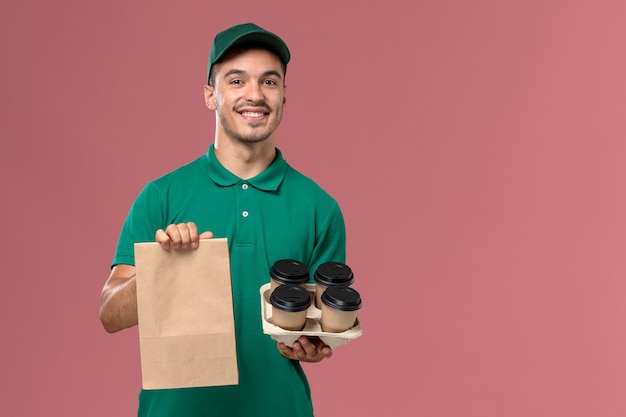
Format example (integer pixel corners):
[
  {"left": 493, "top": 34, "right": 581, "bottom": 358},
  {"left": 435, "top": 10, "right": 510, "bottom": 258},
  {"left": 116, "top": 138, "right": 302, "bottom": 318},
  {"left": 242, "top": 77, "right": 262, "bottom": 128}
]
[
  {"left": 186, "top": 222, "right": 199, "bottom": 248},
  {"left": 312, "top": 337, "right": 332, "bottom": 358},
  {"left": 165, "top": 224, "right": 182, "bottom": 249},
  {"left": 292, "top": 342, "right": 308, "bottom": 361},
  {"left": 321, "top": 346, "right": 333, "bottom": 359},
  {"left": 277, "top": 342, "right": 296, "bottom": 360},
  {"left": 155, "top": 229, "right": 171, "bottom": 249},
  {"left": 199, "top": 231, "right": 214, "bottom": 240},
  {"left": 297, "top": 337, "right": 316, "bottom": 358},
  {"left": 302, "top": 337, "right": 332, "bottom": 361},
  {"left": 301, "top": 336, "right": 326, "bottom": 359},
  {"left": 176, "top": 223, "right": 193, "bottom": 248}
]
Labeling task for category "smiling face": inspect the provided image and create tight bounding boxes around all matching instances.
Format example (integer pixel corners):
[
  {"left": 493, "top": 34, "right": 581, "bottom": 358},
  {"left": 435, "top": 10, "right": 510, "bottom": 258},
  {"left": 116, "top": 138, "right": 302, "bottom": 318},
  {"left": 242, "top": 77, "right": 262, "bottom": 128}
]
[{"left": 204, "top": 48, "right": 286, "bottom": 145}]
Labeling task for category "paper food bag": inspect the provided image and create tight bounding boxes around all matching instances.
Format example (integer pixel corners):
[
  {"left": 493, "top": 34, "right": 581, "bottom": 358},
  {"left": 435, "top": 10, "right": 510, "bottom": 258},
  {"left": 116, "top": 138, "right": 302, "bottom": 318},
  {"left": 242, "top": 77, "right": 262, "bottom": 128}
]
[{"left": 134, "top": 238, "right": 238, "bottom": 389}]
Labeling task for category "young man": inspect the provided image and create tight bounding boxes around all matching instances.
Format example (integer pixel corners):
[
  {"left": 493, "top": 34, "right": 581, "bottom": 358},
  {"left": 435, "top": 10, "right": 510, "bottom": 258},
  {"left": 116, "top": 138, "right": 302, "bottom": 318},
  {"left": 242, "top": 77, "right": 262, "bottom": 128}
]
[{"left": 99, "top": 23, "right": 346, "bottom": 416}]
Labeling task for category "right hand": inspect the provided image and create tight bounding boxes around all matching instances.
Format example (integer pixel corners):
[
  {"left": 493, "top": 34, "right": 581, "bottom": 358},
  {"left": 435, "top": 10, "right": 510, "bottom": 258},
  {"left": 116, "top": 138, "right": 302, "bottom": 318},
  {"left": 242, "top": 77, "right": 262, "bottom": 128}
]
[{"left": 155, "top": 222, "right": 213, "bottom": 250}]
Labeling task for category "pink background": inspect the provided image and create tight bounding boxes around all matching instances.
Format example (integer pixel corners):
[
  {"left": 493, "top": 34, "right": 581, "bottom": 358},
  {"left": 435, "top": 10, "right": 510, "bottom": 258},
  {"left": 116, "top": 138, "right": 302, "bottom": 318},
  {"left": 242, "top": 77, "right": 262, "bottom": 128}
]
[{"left": 2, "top": 1, "right": 626, "bottom": 416}]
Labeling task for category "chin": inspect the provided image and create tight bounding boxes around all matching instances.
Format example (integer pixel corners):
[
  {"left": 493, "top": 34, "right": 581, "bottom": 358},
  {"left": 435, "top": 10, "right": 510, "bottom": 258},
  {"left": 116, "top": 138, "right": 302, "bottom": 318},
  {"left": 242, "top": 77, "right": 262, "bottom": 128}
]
[{"left": 236, "top": 134, "right": 271, "bottom": 144}]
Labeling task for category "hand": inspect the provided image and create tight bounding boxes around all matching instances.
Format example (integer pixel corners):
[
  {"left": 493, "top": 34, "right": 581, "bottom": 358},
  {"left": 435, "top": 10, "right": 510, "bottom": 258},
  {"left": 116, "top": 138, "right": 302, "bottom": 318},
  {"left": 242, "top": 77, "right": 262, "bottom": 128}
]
[
  {"left": 277, "top": 336, "right": 333, "bottom": 363},
  {"left": 155, "top": 222, "right": 213, "bottom": 249}
]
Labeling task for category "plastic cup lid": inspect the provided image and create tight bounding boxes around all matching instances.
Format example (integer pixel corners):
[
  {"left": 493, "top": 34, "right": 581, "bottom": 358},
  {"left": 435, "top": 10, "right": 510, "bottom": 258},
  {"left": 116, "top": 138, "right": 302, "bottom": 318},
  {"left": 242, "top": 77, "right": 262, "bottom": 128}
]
[
  {"left": 321, "top": 286, "right": 362, "bottom": 311},
  {"left": 270, "top": 284, "right": 311, "bottom": 312},
  {"left": 314, "top": 262, "right": 354, "bottom": 286},
  {"left": 270, "top": 259, "right": 310, "bottom": 284}
]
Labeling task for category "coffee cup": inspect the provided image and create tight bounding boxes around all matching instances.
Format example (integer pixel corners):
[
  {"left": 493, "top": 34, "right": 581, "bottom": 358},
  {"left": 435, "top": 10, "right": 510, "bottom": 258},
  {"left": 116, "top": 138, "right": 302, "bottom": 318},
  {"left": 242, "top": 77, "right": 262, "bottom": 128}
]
[
  {"left": 313, "top": 262, "right": 354, "bottom": 308},
  {"left": 269, "top": 284, "right": 311, "bottom": 331},
  {"left": 269, "top": 259, "right": 310, "bottom": 293},
  {"left": 320, "top": 286, "right": 362, "bottom": 333}
]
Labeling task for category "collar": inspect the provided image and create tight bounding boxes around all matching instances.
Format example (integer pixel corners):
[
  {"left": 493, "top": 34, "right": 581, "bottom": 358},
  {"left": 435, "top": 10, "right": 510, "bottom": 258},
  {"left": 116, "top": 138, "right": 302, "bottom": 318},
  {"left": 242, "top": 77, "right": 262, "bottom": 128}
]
[{"left": 205, "top": 144, "right": 287, "bottom": 191}]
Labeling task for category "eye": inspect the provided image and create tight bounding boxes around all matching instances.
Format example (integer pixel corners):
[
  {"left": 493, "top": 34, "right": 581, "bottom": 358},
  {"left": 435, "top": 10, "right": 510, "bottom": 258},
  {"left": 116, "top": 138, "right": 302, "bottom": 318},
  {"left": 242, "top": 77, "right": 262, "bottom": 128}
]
[
  {"left": 230, "top": 79, "right": 243, "bottom": 85},
  {"left": 263, "top": 79, "right": 278, "bottom": 86}
]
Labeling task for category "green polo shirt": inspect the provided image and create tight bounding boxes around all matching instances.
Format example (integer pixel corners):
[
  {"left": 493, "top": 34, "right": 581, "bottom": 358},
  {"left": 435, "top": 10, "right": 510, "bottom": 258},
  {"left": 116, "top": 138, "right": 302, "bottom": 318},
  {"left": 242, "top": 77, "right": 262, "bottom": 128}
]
[{"left": 113, "top": 144, "right": 346, "bottom": 417}]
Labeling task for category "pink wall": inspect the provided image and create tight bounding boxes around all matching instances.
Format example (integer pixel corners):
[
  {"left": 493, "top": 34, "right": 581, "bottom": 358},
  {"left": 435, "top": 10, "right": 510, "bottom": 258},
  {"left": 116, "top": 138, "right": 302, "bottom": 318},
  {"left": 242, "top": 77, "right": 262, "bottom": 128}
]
[{"left": 2, "top": 1, "right": 626, "bottom": 416}]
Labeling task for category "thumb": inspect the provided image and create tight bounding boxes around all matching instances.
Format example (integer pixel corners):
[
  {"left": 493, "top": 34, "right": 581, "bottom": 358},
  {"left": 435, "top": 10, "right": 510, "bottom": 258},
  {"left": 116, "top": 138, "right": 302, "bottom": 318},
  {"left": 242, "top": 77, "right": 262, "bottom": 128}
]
[{"left": 199, "top": 231, "right": 214, "bottom": 239}]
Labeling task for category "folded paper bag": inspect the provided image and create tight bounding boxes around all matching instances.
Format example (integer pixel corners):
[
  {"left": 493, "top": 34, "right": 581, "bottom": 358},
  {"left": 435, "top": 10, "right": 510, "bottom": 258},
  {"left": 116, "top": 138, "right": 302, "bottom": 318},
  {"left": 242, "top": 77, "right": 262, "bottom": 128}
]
[{"left": 135, "top": 238, "right": 238, "bottom": 389}]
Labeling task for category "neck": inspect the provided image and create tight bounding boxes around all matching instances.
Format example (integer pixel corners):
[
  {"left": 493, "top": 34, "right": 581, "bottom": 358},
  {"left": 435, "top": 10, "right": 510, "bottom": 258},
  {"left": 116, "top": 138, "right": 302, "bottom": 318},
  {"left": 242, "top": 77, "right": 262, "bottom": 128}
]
[{"left": 213, "top": 137, "right": 276, "bottom": 180}]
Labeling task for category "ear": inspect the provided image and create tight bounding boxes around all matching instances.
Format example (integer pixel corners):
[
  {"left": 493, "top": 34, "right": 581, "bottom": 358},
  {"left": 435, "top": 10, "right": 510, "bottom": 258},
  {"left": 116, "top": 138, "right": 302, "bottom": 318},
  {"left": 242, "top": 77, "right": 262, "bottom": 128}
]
[
  {"left": 283, "top": 85, "right": 287, "bottom": 109},
  {"left": 204, "top": 85, "right": 216, "bottom": 110}
]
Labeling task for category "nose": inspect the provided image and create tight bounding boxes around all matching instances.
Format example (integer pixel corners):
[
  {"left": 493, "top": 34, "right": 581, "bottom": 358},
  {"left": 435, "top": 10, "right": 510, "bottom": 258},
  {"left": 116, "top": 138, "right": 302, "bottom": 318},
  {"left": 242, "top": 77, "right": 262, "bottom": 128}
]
[{"left": 244, "top": 81, "right": 264, "bottom": 103}]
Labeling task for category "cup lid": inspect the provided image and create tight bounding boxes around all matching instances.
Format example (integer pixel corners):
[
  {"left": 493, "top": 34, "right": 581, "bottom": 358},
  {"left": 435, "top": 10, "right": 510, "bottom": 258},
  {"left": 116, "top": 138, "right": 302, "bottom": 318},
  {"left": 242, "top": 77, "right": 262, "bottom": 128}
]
[
  {"left": 270, "top": 284, "right": 311, "bottom": 312},
  {"left": 314, "top": 262, "right": 354, "bottom": 286},
  {"left": 321, "top": 286, "right": 362, "bottom": 311},
  {"left": 270, "top": 259, "right": 310, "bottom": 284}
]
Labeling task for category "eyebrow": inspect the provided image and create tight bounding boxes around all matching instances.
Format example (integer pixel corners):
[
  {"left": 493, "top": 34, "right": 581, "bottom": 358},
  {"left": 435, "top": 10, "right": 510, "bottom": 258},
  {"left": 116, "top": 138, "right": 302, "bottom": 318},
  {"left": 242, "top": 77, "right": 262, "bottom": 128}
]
[{"left": 223, "top": 68, "right": 284, "bottom": 80}]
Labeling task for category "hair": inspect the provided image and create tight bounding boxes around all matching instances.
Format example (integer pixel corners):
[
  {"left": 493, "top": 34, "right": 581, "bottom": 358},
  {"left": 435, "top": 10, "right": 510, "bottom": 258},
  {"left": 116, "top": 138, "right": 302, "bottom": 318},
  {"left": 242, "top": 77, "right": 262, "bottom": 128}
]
[{"left": 208, "top": 42, "right": 287, "bottom": 86}]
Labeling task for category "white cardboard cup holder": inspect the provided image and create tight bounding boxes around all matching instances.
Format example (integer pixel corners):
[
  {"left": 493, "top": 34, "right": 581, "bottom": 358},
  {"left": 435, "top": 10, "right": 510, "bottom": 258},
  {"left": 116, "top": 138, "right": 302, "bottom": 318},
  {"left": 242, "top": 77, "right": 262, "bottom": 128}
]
[{"left": 260, "top": 283, "right": 363, "bottom": 349}]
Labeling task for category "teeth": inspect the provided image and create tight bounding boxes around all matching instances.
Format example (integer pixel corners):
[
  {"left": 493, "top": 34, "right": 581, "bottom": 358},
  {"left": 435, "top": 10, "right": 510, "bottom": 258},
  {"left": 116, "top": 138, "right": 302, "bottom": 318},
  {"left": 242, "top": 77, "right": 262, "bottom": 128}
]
[{"left": 242, "top": 112, "right": 264, "bottom": 117}]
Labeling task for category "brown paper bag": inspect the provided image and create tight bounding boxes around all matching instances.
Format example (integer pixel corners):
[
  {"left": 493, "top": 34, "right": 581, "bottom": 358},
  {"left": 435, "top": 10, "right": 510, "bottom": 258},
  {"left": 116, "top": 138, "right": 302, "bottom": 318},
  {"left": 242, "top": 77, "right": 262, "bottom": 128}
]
[{"left": 134, "top": 238, "right": 238, "bottom": 389}]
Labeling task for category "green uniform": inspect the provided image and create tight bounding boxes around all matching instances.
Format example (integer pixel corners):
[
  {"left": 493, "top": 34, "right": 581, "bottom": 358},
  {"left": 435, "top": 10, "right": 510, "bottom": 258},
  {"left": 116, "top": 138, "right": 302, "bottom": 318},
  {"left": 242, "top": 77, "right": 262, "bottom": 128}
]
[{"left": 113, "top": 145, "right": 346, "bottom": 417}]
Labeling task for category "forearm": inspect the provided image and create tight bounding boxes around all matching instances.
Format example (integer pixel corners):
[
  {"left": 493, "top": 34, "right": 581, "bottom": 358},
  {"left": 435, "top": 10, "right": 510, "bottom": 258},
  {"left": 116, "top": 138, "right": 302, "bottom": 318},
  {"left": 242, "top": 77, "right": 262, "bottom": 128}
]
[{"left": 99, "top": 266, "right": 138, "bottom": 333}]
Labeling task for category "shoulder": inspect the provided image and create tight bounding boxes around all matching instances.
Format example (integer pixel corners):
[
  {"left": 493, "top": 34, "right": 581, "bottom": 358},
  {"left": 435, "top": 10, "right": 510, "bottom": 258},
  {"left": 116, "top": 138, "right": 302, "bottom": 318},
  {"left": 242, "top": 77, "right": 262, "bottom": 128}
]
[
  {"left": 283, "top": 164, "right": 317, "bottom": 186},
  {"left": 128, "top": 155, "right": 209, "bottom": 209},
  {"left": 145, "top": 155, "right": 207, "bottom": 190},
  {"left": 283, "top": 164, "right": 336, "bottom": 201}
]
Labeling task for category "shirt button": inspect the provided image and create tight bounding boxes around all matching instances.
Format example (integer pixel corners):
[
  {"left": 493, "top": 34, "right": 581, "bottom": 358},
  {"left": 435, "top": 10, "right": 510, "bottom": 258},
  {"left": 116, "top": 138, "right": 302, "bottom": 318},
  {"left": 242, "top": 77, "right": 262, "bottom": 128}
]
[
  {"left": 242, "top": 184, "right": 249, "bottom": 190},
  {"left": 242, "top": 211, "right": 249, "bottom": 218}
]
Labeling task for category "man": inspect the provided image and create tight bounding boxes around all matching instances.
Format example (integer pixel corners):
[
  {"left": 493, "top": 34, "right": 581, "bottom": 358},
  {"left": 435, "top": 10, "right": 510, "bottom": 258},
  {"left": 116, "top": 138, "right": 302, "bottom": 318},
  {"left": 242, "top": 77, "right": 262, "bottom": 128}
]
[{"left": 99, "top": 23, "right": 346, "bottom": 416}]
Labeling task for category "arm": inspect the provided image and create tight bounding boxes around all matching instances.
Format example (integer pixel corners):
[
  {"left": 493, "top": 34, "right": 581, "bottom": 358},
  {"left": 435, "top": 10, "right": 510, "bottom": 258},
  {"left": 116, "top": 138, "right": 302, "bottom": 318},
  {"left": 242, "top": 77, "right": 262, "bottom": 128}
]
[
  {"left": 277, "top": 201, "right": 346, "bottom": 362},
  {"left": 99, "top": 264, "right": 138, "bottom": 333},
  {"left": 99, "top": 223, "right": 213, "bottom": 333}
]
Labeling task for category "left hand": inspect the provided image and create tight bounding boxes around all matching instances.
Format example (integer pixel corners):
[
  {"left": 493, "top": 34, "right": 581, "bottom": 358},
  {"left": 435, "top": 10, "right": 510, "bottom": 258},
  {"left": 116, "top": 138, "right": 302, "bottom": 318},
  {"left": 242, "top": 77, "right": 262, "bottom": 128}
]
[
  {"left": 155, "top": 222, "right": 213, "bottom": 250},
  {"left": 277, "top": 336, "right": 333, "bottom": 362}
]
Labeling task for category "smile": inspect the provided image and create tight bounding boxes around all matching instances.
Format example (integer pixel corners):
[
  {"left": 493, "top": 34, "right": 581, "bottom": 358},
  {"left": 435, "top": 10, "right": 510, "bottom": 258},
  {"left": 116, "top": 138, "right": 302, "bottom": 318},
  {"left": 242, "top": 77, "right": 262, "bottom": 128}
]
[{"left": 241, "top": 112, "right": 266, "bottom": 118}]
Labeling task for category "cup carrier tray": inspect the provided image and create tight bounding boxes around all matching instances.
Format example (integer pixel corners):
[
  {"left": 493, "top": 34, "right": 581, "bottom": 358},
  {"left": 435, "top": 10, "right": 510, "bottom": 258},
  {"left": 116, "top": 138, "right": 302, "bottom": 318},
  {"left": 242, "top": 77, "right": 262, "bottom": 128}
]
[{"left": 260, "top": 283, "right": 362, "bottom": 349}]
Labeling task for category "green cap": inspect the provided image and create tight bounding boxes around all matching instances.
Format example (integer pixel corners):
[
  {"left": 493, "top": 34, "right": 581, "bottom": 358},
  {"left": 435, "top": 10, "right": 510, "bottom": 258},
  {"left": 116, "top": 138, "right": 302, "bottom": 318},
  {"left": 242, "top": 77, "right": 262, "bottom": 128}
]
[{"left": 207, "top": 23, "right": 291, "bottom": 84}]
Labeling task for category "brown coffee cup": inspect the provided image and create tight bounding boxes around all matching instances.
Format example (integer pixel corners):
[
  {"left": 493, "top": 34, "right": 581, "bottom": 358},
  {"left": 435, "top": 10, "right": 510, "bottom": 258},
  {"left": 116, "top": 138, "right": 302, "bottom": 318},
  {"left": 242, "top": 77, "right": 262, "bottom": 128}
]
[
  {"left": 320, "top": 286, "right": 362, "bottom": 333},
  {"left": 313, "top": 262, "right": 354, "bottom": 308},
  {"left": 269, "top": 259, "right": 310, "bottom": 293},
  {"left": 269, "top": 284, "right": 311, "bottom": 331}
]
